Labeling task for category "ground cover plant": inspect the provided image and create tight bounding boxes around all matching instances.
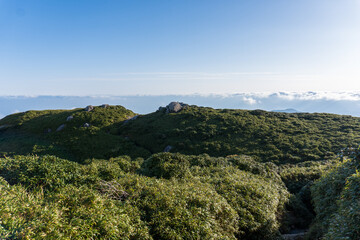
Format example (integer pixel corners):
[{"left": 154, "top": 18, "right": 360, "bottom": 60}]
[
  {"left": 1, "top": 104, "right": 360, "bottom": 164},
  {"left": 1, "top": 103, "right": 359, "bottom": 239},
  {"left": 118, "top": 106, "right": 360, "bottom": 164},
  {"left": 0, "top": 153, "right": 290, "bottom": 239},
  {"left": 309, "top": 151, "right": 360, "bottom": 239}
]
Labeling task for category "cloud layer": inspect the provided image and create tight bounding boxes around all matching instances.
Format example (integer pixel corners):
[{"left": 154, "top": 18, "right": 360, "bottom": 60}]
[{"left": 1, "top": 92, "right": 360, "bottom": 119}]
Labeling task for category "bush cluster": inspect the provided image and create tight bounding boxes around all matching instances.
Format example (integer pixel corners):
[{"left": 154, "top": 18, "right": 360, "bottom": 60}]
[{"left": 309, "top": 155, "right": 360, "bottom": 239}]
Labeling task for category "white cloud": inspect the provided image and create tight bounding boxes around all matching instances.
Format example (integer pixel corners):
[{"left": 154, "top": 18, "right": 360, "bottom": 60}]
[
  {"left": 274, "top": 92, "right": 360, "bottom": 101},
  {"left": 242, "top": 96, "right": 258, "bottom": 105}
]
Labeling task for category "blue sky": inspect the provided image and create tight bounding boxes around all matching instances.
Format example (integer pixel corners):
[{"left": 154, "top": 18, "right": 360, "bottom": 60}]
[{"left": 1, "top": 0, "right": 360, "bottom": 95}]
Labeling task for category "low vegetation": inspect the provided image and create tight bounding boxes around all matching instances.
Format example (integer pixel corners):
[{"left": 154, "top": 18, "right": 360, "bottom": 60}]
[
  {"left": 0, "top": 154, "right": 289, "bottom": 239},
  {"left": 309, "top": 151, "right": 360, "bottom": 239},
  {"left": 1, "top": 104, "right": 360, "bottom": 164},
  {"left": 0, "top": 103, "right": 359, "bottom": 239}
]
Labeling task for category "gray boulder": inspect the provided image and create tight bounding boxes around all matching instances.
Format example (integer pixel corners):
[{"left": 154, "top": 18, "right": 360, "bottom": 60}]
[
  {"left": 100, "top": 104, "right": 109, "bottom": 108},
  {"left": 163, "top": 145, "right": 173, "bottom": 152},
  {"left": 123, "top": 115, "right": 139, "bottom": 124},
  {"left": 56, "top": 124, "right": 66, "bottom": 132},
  {"left": 0, "top": 124, "right": 12, "bottom": 130},
  {"left": 165, "top": 102, "right": 188, "bottom": 113},
  {"left": 83, "top": 123, "right": 90, "bottom": 128},
  {"left": 66, "top": 115, "right": 74, "bottom": 121},
  {"left": 85, "top": 105, "right": 94, "bottom": 112}
]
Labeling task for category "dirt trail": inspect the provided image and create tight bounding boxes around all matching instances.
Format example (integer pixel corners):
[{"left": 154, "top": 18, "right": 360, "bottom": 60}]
[{"left": 282, "top": 230, "right": 307, "bottom": 240}]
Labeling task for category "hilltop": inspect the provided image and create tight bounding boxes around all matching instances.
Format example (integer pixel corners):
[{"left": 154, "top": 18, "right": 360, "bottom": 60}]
[
  {"left": 2, "top": 102, "right": 359, "bottom": 164},
  {"left": 1, "top": 102, "right": 360, "bottom": 239}
]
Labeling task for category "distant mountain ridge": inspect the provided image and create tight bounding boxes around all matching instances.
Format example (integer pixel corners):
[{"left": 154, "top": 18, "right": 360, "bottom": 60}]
[
  {"left": 1, "top": 92, "right": 360, "bottom": 118},
  {"left": 271, "top": 108, "right": 301, "bottom": 113}
]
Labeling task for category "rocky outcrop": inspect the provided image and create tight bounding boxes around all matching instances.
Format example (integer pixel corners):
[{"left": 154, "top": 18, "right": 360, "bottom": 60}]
[
  {"left": 0, "top": 124, "right": 12, "bottom": 130},
  {"left": 123, "top": 115, "right": 139, "bottom": 124},
  {"left": 85, "top": 105, "right": 94, "bottom": 112},
  {"left": 163, "top": 145, "right": 173, "bottom": 152},
  {"left": 100, "top": 104, "right": 109, "bottom": 108},
  {"left": 164, "top": 102, "right": 188, "bottom": 113},
  {"left": 56, "top": 124, "right": 66, "bottom": 132},
  {"left": 83, "top": 123, "right": 90, "bottom": 128},
  {"left": 66, "top": 115, "right": 73, "bottom": 121}
]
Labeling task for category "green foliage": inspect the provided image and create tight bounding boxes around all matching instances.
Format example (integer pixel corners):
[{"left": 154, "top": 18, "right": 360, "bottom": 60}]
[
  {"left": 0, "top": 177, "right": 151, "bottom": 239},
  {"left": 2, "top": 104, "right": 360, "bottom": 164},
  {"left": 278, "top": 160, "right": 338, "bottom": 232},
  {"left": 2, "top": 103, "right": 359, "bottom": 239},
  {"left": 118, "top": 106, "right": 360, "bottom": 164},
  {"left": 141, "top": 153, "right": 289, "bottom": 239},
  {"left": 0, "top": 105, "right": 150, "bottom": 161},
  {"left": 280, "top": 160, "right": 336, "bottom": 194},
  {"left": 114, "top": 174, "right": 239, "bottom": 240},
  {"left": 309, "top": 157, "right": 360, "bottom": 239},
  {"left": 324, "top": 171, "right": 360, "bottom": 239}
]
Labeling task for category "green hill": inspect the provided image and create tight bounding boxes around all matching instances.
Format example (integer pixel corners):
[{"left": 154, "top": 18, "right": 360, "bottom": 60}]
[
  {"left": 0, "top": 105, "right": 149, "bottom": 161},
  {"left": 1, "top": 102, "right": 360, "bottom": 239},
  {"left": 1, "top": 103, "right": 360, "bottom": 164},
  {"left": 117, "top": 106, "right": 360, "bottom": 164}
]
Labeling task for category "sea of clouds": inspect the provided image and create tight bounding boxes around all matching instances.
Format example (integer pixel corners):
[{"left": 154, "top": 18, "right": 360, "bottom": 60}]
[{"left": 1, "top": 92, "right": 360, "bottom": 119}]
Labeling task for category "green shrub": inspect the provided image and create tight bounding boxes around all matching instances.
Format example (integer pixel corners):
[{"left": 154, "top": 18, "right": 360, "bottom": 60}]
[
  {"left": 324, "top": 171, "right": 360, "bottom": 239},
  {"left": 140, "top": 153, "right": 289, "bottom": 239},
  {"left": 0, "top": 177, "right": 151, "bottom": 240},
  {"left": 114, "top": 174, "right": 239, "bottom": 240},
  {"left": 280, "top": 160, "right": 336, "bottom": 194},
  {"left": 0, "top": 155, "right": 86, "bottom": 191},
  {"left": 309, "top": 158, "right": 359, "bottom": 239}
]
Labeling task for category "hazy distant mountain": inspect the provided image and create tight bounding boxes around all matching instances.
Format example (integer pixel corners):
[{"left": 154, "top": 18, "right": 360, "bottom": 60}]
[
  {"left": 1, "top": 92, "right": 360, "bottom": 119},
  {"left": 271, "top": 108, "right": 301, "bottom": 113}
]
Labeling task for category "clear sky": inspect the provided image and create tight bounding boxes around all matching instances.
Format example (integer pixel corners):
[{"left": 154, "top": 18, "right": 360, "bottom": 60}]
[{"left": 1, "top": 0, "right": 360, "bottom": 96}]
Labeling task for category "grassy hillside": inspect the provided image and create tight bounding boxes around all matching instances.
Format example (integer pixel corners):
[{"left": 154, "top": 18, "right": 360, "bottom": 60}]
[
  {"left": 0, "top": 105, "right": 149, "bottom": 161},
  {"left": 1, "top": 103, "right": 358, "bottom": 239},
  {"left": 117, "top": 105, "right": 360, "bottom": 164},
  {"left": 1, "top": 103, "right": 360, "bottom": 164}
]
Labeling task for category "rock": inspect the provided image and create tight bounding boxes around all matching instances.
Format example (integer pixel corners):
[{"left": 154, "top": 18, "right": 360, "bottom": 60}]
[
  {"left": 100, "top": 104, "right": 109, "bottom": 108},
  {"left": 85, "top": 105, "right": 94, "bottom": 112},
  {"left": 83, "top": 123, "right": 90, "bottom": 128},
  {"left": 66, "top": 115, "right": 74, "bottom": 121},
  {"left": 157, "top": 106, "right": 166, "bottom": 112},
  {"left": 165, "top": 102, "right": 188, "bottom": 113},
  {"left": 0, "top": 124, "right": 12, "bottom": 130},
  {"left": 44, "top": 128, "right": 52, "bottom": 133},
  {"left": 123, "top": 115, "right": 139, "bottom": 124},
  {"left": 164, "top": 145, "right": 173, "bottom": 152},
  {"left": 56, "top": 124, "right": 66, "bottom": 132}
]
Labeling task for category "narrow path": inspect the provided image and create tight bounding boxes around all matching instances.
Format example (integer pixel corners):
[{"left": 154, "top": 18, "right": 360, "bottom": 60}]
[{"left": 282, "top": 230, "right": 307, "bottom": 240}]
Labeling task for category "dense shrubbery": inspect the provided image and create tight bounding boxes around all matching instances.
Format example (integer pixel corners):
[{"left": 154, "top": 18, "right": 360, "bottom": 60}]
[
  {"left": 115, "top": 175, "right": 239, "bottom": 239},
  {"left": 118, "top": 106, "right": 360, "bottom": 164},
  {"left": 0, "top": 154, "right": 290, "bottom": 239},
  {"left": 141, "top": 153, "right": 289, "bottom": 239},
  {"left": 0, "top": 106, "right": 149, "bottom": 161},
  {"left": 309, "top": 155, "right": 360, "bottom": 239},
  {"left": 280, "top": 160, "right": 335, "bottom": 193},
  {"left": 1, "top": 104, "right": 359, "bottom": 239},
  {"left": 0, "top": 178, "right": 151, "bottom": 239},
  {"left": 2, "top": 104, "right": 360, "bottom": 164}
]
